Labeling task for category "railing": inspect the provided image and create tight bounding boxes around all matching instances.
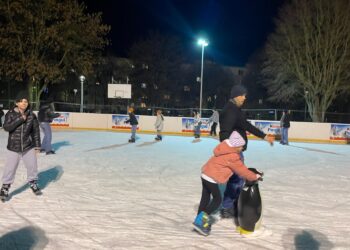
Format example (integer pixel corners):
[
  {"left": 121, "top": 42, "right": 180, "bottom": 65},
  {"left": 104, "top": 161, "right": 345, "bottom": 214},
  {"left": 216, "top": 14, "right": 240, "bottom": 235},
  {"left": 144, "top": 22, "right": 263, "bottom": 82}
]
[{"left": 1, "top": 99, "right": 349, "bottom": 123}]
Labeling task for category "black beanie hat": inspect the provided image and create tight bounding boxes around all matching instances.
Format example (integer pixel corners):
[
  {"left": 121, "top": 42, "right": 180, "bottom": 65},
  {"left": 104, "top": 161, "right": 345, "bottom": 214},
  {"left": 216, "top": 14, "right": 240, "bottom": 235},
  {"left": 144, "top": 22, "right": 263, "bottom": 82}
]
[
  {"left": 15, "top": 91, "right": 30, "bottom": 102},
  {"left": 230, "top": 85, "right": 247, "bottom": 98}
]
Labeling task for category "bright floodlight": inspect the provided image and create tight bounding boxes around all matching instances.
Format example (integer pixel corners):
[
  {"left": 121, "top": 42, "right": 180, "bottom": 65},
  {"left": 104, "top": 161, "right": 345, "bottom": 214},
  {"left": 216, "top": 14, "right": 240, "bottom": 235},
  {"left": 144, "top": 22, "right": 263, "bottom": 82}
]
[
  {"left": 197, "top": 38, "right": 209, "bottom": 47},
  {"left": 79, "top": 75, "right": 86, "bottom": 82}
]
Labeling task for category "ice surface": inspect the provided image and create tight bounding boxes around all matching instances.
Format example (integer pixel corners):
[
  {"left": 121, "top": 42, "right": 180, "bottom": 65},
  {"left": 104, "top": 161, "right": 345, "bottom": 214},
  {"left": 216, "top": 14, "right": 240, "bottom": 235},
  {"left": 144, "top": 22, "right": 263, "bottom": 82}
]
[{"left": 0, "top": 130, "right": 349, "bottom": 249}]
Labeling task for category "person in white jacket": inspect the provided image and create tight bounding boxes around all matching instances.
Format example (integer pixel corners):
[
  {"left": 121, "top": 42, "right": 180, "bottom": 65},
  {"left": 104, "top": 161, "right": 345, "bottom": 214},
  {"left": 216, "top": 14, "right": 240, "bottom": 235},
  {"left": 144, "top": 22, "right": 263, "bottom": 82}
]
[{"left": 154, "top": 110, "right": 164, "bottom": 141}]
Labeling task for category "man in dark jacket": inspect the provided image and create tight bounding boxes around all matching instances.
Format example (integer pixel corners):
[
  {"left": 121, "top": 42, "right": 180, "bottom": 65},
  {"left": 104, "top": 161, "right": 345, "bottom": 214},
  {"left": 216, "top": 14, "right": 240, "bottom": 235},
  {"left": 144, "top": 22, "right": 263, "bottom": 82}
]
[
  {"left": 280, "top": 109, "right": 291, "bottom": 145},
  {"left": 38, "top": 98, "right": 60, "bottom": 154},
  {"left": 219, "top": 85, "right": 274, "bottom": 220},
  {"left": 0, "top": 92, "right": 42, "bottom": 201}
]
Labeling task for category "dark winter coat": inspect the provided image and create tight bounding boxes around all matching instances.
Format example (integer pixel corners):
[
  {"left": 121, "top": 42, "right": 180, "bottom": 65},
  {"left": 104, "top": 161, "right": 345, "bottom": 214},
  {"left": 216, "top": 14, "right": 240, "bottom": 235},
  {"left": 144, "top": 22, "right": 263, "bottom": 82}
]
[
  {"left": 125, "top": 112, "right": 138, "bottom": 125},
  {"left": 280, "top": 113, "right": 290, "bottom": 128},
  {"left": 3, "top": 107, "right": 41, "bottom": 153},
  {"left": 38, "top": 102, "right": 60, "bottom": 123},
  {"left": 219, "top": 100, "right": 266, "bottom": 151}
]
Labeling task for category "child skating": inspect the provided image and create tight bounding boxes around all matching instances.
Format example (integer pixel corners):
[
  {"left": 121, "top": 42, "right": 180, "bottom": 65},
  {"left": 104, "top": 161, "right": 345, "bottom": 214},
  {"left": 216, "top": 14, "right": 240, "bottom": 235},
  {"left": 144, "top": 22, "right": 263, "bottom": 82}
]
[
  {"left": 154, "top": 109, "right": 164, "bottom": 141},
  {"left": 193, "top": 131, "right": 262, "bottom": 236},
  {"left": 124, "top": 107, "right": 138, "bottom": 143}
]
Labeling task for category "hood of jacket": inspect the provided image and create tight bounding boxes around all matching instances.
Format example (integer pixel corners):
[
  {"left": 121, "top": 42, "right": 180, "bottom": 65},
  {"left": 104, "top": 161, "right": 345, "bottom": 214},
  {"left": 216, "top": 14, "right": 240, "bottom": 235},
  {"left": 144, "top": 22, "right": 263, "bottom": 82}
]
[{"left": 213, "top": 140, "right": 239, "bottom": 157}]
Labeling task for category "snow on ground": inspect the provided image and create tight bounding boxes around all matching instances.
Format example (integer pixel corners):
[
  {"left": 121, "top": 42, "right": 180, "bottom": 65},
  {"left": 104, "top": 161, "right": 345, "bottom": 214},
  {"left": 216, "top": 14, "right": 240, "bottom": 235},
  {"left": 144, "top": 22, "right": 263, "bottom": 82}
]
[{"left": 0, "top": 129, "right": 349, "bottom": 250}]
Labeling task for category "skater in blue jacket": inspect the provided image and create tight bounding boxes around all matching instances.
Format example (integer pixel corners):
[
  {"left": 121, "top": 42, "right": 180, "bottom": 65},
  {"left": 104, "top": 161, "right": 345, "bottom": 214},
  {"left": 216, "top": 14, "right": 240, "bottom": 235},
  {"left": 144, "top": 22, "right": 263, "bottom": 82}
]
[{"left": 125, "top": 107, "right": 138, "bottom": 143}]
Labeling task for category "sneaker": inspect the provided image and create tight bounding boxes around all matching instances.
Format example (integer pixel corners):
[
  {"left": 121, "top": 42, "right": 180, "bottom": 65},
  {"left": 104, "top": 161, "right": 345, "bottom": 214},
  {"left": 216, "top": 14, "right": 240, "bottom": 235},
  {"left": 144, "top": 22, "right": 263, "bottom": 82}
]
[
  {"left": 220, "top": 207, "right": 235, "bottom": 219},
  {"left": 29, "top": 181, "right": 42, "bottom": 195},
  {"left": 0, "top": 184, "right": 10, "bottom": 201},
  {"left": 46, "top": 150, "right": 55, "bottom": 155},
  {"left": 193, "top": 211, "right": 211, "bottom": 236}
]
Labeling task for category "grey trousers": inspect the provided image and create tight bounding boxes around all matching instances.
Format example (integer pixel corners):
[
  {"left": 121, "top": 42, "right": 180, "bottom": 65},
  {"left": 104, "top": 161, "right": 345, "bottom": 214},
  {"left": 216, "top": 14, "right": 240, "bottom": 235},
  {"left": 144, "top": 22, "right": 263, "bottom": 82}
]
[
  {"left": 2, "top": 148, "right": 38, "bottom": 185},
  {"left": 131, "top": 125, "right": 137, "bottom": 139}
]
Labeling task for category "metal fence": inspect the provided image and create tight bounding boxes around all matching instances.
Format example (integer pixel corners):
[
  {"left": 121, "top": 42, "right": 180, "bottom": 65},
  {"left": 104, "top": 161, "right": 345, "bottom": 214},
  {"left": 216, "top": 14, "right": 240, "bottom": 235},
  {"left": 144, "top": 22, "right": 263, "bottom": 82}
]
[
  {"left": 53, "top": 102, "right": 350, "bottom": 123},
  {"left": 1, "top": 99, "right": 350, "bottom": 123}
]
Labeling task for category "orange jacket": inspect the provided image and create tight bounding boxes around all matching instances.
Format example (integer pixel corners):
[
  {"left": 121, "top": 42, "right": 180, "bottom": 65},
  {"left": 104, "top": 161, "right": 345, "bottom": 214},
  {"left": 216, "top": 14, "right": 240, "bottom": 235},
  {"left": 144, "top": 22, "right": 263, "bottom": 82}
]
[{"left": 202, "top": 140, "right": 258, "bottom": 184}]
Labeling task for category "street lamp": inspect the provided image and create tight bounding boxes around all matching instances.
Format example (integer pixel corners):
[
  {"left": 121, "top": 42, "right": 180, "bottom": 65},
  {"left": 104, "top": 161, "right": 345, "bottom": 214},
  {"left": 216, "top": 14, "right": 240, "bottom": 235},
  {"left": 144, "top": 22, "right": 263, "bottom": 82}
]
[
  {"left": 197, "top": 38, "right": 208, "bottom": 116},
  {"left": 79, "top": 75, "right": 85, "bottom": 112}
]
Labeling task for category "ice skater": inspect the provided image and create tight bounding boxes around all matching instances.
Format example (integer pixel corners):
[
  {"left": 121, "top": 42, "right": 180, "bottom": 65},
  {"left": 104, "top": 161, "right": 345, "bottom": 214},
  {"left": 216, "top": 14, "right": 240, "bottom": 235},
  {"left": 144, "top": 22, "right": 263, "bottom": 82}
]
[
  {"left": 219, "top": 85, "right": 274, "bottom": 220},
  {"left": 193, "top": 111, "right": 201, "bottom": 139},
  {"left": 280, "top": 109, "right": 291, "bottom": 145},
  {"left": 154, "top": 109, "right": 164, "bottom": 141},
  {"left": 38, "top": 97, "right": 60, "bottom": 154},
  {"left": 208, "top": 109, "right": 219, "bottom": 136},
  {"left": 124, "top": 107, "right": 138, "bottom": 143},
  {"left": 193, "top": 131, "right": 262, "bottom": 236},
  {"left": 0, "top": 92, "right": 42, "bottom": 201}
]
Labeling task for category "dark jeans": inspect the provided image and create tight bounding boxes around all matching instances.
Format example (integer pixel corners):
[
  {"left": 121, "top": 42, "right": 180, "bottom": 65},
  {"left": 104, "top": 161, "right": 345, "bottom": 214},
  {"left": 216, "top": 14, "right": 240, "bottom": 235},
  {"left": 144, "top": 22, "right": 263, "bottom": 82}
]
[
  {"left": 281, "top": 127, "right": 289, "bottom": 144},
  {"left": 222, "top": 152, "right": 245, "bottom": 210},
  {"left": 40, "top": 122, "right": 52, "bottom": 152},
  {"left": 194, "top": 125, "right": 201, "bottom": 137},
  {"left": 210, "top": 122, "right": 217, "bottom": 136},
  {"left": 198, "top": 178, "right": 222, "bottom": 215}
]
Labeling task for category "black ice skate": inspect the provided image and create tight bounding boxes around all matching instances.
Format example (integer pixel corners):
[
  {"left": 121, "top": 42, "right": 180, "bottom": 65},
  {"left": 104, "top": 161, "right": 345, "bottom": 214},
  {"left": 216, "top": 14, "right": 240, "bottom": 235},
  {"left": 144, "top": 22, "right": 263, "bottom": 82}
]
[
  {"left": 128, "top": 138, "right": 136, "bottom": 143},
  {"left": 29, "top": 181, "right": 42, "bottom": 195},
  {"left": 0, "top": 184, "right": 10, "bottom": 202}
]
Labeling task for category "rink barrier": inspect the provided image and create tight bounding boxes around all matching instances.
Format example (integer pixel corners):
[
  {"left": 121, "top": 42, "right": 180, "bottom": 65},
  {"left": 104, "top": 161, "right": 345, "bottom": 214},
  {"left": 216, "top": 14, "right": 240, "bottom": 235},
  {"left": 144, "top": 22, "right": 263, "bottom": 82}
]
[{"left": 44, "top": 112, "right": 350, "bottom": 144}]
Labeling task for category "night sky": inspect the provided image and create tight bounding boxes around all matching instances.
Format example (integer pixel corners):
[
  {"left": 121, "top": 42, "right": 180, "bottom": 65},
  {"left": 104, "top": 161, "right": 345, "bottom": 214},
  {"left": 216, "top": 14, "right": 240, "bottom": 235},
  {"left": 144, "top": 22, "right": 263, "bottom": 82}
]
[{"left": 84, "top": 0, "right": 285, "bottom": 66}]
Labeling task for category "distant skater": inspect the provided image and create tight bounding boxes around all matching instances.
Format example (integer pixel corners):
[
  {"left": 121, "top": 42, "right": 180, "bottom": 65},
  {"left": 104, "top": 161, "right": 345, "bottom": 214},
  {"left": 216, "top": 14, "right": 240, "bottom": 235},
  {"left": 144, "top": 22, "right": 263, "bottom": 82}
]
[
  {"left": 38, "top": 98, "right": 60, "bottom": 154},
  {"left": 280, "top": 109, "right": 291, "bottom": 145},
  {"left": 154, "top": 109, "right": 164, "bottom": 141},
  {"left": 193, "top": 111, "right": 201, "bottom": 139},
  {"left": 208, "top": 109, "right": 219, "bottom": 136},
  {"left": 125, "top": 107, "right": 138, "bottom": 143}
]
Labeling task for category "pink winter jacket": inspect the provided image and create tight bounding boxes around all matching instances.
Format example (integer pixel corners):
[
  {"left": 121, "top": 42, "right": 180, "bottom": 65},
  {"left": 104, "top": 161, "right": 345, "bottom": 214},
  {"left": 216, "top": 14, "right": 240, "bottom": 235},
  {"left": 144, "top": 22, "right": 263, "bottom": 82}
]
[{"left": 202, "top": 140, "right": 258, "bottom": 184}]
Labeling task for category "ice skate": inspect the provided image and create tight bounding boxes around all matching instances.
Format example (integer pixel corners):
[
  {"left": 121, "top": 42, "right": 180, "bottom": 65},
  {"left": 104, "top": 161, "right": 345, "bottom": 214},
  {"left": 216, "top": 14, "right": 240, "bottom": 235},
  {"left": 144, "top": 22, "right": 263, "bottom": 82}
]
[
  {"left": 220, "top": 207, "right": 235, "bottom": 219},
  {"left": 193, "top": 211, "right": 211, "bottom": 236},
  {"left": 29, "top": 181, "right": 42, "bottom": 195},
  {"left": 0, "top": 184, "right": 10, "bottom": 202},
  {"left": 128, "top": 138, "right": 135, "bottom": 143}
]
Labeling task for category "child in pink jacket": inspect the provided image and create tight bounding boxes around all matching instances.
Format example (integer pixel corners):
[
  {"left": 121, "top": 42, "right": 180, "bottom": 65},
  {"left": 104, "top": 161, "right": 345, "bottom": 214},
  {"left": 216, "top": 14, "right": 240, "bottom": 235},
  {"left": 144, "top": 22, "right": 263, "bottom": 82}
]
[{"left": 193, "top": 131, "right": 262, "bottom": 236}]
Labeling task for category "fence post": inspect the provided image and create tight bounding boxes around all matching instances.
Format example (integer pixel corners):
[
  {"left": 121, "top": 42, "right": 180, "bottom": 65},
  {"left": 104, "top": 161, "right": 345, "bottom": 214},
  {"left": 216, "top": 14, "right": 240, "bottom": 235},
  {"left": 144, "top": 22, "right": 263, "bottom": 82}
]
[{"left": 275, "top": 109, "right": 277, "bottom": 121}]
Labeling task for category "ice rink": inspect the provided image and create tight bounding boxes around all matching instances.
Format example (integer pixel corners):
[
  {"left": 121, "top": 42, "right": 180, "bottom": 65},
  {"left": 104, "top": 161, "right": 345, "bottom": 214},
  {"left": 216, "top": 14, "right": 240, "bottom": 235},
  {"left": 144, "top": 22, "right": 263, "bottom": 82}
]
[{"left": 0, "top": 129, "right": 349, "bottom": 250}]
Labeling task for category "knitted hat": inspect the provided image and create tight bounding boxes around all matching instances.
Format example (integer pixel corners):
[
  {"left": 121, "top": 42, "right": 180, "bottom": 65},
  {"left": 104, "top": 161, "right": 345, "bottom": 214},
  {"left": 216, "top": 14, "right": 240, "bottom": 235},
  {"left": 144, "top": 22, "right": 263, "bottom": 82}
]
[
  {"left": 15, "top": 91, "right": 30, "bottom": 102},
  {"left": 227, "top": 131, "right": 246, "bottom": 147},
  {"left": 230, "top": 85, "right": 247, "bottom": 98}
]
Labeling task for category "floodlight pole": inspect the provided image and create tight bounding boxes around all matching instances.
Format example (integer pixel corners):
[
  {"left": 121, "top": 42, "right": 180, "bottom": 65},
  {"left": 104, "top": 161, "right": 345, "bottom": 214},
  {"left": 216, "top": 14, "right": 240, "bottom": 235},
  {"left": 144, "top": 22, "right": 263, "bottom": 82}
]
[
  {"left": 80, "top": 75, "right": 85, "bottom": 113},
  {"left": 197, "top": 38, "right": 208, "bottom": 116}
]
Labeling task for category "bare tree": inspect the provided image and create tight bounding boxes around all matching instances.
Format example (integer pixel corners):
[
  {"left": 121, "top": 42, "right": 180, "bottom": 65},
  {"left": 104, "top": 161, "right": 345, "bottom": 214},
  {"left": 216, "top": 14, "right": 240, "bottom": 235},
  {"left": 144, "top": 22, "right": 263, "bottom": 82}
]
[{"left": 262, "top": 0, "right": 350, "bottom": 122}]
